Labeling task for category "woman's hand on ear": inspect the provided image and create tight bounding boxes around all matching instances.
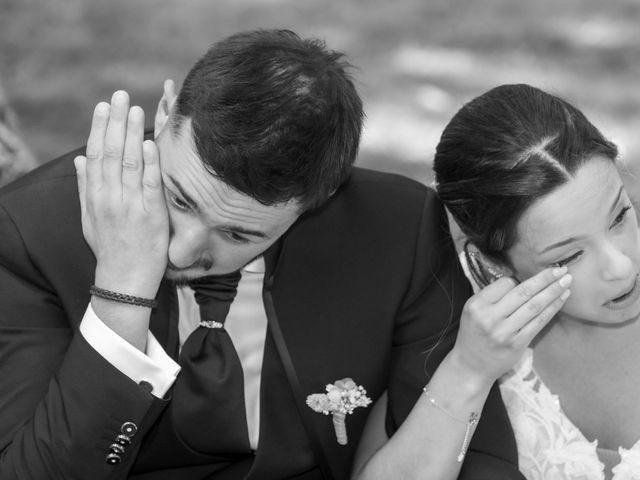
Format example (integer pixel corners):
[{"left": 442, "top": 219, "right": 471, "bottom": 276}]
[{"left": 451, "top": 266, "right": 572, "bottom": 383}]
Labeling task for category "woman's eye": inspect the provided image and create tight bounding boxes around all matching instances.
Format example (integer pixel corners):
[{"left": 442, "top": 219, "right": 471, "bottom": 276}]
[
  {"left": 612, "top": 205, "right": 632, "bottom": 228},
  {"left": 551, "top": 251, "right": 582, "bottom": 268}
]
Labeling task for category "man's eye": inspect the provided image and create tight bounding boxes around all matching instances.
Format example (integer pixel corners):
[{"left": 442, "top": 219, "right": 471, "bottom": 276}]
[
  {"left": 226, "top": 231, "right": 250, "bottom": 244},
  {"left": 169, "top": 193, "right": 190, "bottom": 211}
]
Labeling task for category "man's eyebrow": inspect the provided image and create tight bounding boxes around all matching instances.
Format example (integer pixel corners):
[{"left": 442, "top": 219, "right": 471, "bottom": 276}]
[
  {"left": 539, "top": 185, "right": 624, "bottom": 254},
  {"left": 166, "top": 174, "right": 200, "bottom": 212},
  {"left": 224, "top": 225, "right": 268, "bottom": 239}
]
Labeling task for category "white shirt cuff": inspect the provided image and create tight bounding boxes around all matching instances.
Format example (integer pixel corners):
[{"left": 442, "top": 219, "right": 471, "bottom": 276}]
[{"left": 79, "top": 304, "right": 180, "bottom": 398}]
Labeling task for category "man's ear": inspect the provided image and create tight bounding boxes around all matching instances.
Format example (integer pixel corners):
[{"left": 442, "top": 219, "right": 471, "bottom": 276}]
[{"left": 154, "top": 79, "right": 178, "bottom": 138}]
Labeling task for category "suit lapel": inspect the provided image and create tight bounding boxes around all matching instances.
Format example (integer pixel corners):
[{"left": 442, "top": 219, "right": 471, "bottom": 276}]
[{"left": 251, "top": 233, "right": 359, "bottom": 479}]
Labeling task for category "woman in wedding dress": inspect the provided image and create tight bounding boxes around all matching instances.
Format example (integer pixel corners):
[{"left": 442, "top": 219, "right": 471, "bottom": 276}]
[{"left": 353, "top": 84, "right": 640, "bottom": 480}]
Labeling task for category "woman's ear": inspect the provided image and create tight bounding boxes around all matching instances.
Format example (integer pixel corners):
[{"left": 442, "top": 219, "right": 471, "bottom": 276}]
[
  {"left": 154, "top": 79, "right": 177, "bottom": 138},
  {"left": 444, "top": 209, "right": 467, "bottom": 253}
]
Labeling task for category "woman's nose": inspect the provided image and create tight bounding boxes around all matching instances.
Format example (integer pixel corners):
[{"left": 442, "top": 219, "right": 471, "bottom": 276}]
[{"left": 601, "top": 241, "right": 634, "bottom": 281}]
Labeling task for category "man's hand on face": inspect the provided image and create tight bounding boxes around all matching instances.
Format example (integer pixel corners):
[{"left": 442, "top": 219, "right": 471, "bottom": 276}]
[{"left": 74, "top": 91, "right": 169, "bottom": 350}]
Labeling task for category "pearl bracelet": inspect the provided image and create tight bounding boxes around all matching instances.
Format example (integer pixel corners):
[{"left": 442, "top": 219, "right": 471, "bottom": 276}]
[{"left": 423, "top": 387, "right": 480, "bottom": 462}]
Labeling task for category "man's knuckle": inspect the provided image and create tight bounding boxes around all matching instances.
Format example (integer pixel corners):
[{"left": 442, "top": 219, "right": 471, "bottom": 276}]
[
  {"left": 143, "top": 154, "right": 158, "bottom": 165},
  {"left": 122, "top": 155, "right": 139, "bottom": 169},
  {"left": 143, "top": 178, "right": 160, "bottom": 189},
  {"left": 86, "top": 151, "right": 101, "bottom": 162},
  {"left": 103, "top": 144, "right": 121, "bottom": 158}
]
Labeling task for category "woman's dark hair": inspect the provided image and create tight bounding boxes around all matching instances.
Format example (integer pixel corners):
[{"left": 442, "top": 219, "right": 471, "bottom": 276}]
[
  {"left": 172, "top": 29, "right": 363, "bottom": 211},
  {"left": 434, "top": 84, "right": 618, "bottom": 285}
]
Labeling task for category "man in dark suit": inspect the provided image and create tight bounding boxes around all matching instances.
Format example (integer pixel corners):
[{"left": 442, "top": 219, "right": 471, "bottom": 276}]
[{"left": 0, "top": 30, "right": 518, "bottom": 479}]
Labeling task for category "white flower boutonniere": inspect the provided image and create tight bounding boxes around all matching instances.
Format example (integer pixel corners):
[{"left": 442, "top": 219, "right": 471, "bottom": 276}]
[{"left": 306, "top": 377, "right": 372, "bottom": 445}]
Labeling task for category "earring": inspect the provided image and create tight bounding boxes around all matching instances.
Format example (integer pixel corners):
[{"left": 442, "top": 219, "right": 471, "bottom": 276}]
[
  {"left": 467, "top": 249, "right": 503, "bottom": 280},
  {"left": 487, "top": 266, "right": 504, "bottom": 279}
]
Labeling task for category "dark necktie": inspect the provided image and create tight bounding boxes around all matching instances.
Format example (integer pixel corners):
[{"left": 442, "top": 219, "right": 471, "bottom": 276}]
[{"left": 171, "top": 270, "right": 251, "bottom": 455}]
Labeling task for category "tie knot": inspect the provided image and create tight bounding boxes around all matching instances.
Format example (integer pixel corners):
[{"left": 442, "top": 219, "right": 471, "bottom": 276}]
[{"left": 189, "top": 270, "right": 242, "bottom": 326}]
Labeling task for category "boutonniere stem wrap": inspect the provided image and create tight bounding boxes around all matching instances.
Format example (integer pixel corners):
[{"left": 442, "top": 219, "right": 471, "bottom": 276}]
[{"left": 306, "top": 377, "right": 372, "bottom": 445}]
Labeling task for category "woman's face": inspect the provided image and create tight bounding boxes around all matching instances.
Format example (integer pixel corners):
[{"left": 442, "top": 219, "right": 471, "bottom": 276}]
[{"left": 507, "top": 157, "right": 640, "bottom": 325}]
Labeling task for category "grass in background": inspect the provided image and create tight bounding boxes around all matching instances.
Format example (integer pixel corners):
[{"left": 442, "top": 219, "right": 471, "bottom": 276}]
[{"left": 2, "top": 0, "right": 640, "bottom": 191}]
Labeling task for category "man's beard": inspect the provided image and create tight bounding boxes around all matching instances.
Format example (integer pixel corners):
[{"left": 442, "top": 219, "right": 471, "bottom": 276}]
[
  {"left": 163, "top": 258, "right": 213, "bottom": 285},
  {"left": 164, "top": 255, "right": 261, "bottom": 285},
  {"left": 164, "top": 268, "right": 204, "bottom": 286}
]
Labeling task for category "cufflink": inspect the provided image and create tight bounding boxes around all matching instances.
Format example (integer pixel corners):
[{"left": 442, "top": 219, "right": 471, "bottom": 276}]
[
  {"left": 139, "top": 380, "right": 154, "bottom": 393},
  {"left": 106, "top": 453, "right": 121, "bottom": 465}
]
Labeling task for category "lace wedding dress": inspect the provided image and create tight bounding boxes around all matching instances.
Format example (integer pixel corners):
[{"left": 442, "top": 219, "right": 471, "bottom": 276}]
[{"left": 500, "top": 349, "right": 640, "bottom": 480}]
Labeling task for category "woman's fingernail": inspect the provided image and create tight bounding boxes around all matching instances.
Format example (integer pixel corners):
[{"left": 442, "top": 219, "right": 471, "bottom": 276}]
[
  {"left": 552, "top": 266, "right": 568, "bottom": 277},
  {"left": 560, "top": 290, "right": 571, "bottom": 301},
  {"left": 559, "top": 274, "right": 572, "bottom": 288}
]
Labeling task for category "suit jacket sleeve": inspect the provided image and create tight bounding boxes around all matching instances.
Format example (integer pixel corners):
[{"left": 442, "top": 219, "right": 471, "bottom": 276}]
[
  {"left": 386, "top": 188, "right": 524, "bottom": 479},
  {"left": 0, "top": 176, "right": 165, "bottom": 479}
]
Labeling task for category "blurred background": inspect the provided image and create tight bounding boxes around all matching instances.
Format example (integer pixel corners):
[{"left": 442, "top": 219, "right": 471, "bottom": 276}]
[{"left": 2, "top": 0, "right": 640, "bottom": 194}]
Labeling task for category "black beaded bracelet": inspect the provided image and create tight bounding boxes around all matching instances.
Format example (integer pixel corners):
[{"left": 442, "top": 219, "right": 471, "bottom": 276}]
[{"left": 89, "top": 285, "right": 158, "bottom": 309}]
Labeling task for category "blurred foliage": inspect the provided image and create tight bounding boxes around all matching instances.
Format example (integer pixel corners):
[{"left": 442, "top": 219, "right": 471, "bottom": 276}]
[
  {"left": 2, "top": 0, "right": 640, "bottom": 192},
  {"left": 0, "top": 83, "right": 37, "bottom": 185}
]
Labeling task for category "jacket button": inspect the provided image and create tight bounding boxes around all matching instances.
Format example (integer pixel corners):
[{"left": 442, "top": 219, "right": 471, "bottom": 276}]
[
  {"left": 110, "top": 443, "right": 125, "bottom": 455},
  {"left": 121, "top": 421, "right": 138, "bottom": 437},
  {"left": 115, "top": 434, "right": 131, "bottom": 446},
  {"left": 106, "top": 453, "right": 121, "bottom": 465},
  {"left": 139, "top": 380, "right": 154, "bottom": 393}
]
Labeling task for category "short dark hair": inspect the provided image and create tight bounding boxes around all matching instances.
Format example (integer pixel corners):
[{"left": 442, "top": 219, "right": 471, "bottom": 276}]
[
  {"left": 172, "top": 29, "right": 364, "bottom": 210},
  {"left": 434, "top": 84, "right": 618, "bottom": 283}
]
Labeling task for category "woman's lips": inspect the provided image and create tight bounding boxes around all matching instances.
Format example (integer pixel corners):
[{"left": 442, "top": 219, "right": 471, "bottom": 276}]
[{"left": 605, "top": 276, "right": 640, "bottom": 310}]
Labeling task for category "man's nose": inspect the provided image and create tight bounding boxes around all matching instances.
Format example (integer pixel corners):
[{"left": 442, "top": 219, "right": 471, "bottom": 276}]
[{"left": 168, "top": 224, "right": 209, "bottom": 270}]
